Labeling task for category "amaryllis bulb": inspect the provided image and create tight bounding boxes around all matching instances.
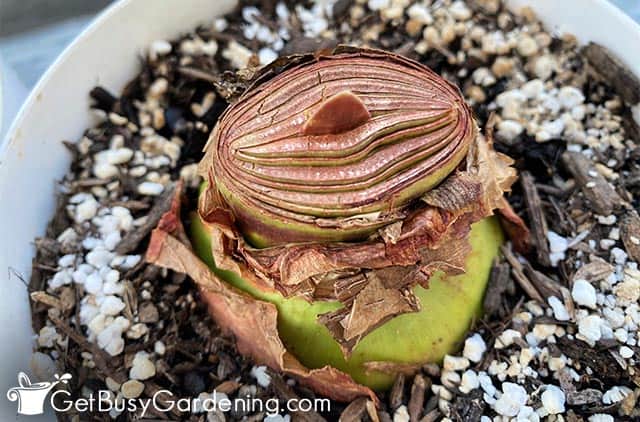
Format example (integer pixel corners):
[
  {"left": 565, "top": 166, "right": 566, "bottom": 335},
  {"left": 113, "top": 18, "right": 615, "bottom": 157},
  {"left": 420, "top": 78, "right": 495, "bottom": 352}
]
[
  {"left": 176, "top": 48, "right": 523, "bottom": 394},
  {"left": 199, "top": 49, "right": 477, "bottom": 248}
]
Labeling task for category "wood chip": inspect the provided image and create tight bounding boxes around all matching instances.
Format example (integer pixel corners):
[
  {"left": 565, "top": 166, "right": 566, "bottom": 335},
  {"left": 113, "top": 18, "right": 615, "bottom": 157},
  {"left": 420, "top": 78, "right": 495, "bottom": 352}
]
[
  {"left": 557, "top": 337, "right": 625, "bottom": 383},
  {"left": 483, "top": 260, "right": 512, "bottom": 317},
  {"left": 621, "top": 211, "right": 640, "bottom": 263},
  {"left": 620, "top": 388, "right": 640, "bottom": 417},
  {"left": 583, "top": 42, "right": 640, "bottom": 105},
  {"left": 562, "top": 151, "right": 624, "bottom": 215},
  {"left": 522, "top": 261, "right": 563, "bottom": 299},
  {"left": 377, "top": 410, "right": 392, "bottom": 422},
  {"left": 419, "top": 409, "right": 441, "bottom": 422},
  {"left": 214, "top": 380, "right": 241, "bottom": 395},
  {"left": 521, "top": 171, "right": 551, "bottom": 266},
  {"left": 138, "top": 302, "right": 159, "bottom": 323},
  {"left": 572, "top": 256, "right": 614, "bottom": 282},
  {"left": 501, "top": 244, "right": 544, "bottom": 303},
  {"left": 450, "top": 389, "right": 484, "bottom": 422},
  {"left": 568, "top": 389, "right": 604, "bottom": 406},
  {"left": 30, "top": 291, "right": 63, "bottom": 309},
  {"left": 408, "top": 374, "right": 428, "bottom": 422},
  {"left": 339, "top": 397, "right": 368, "bottom": 422},
  {"left": 389, "top": 373, "right": 406, "bottom": 410},
  {"left": 422, "top": 363, "right": 440, "bottom": 378},
  {"left": 366, "top": 400, "right": 380, "bottom": 422}
]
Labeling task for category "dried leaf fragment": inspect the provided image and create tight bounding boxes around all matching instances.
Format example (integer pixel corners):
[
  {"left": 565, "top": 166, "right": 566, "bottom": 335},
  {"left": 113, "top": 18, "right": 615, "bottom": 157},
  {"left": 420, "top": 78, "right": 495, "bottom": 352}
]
[{"left": 145, "top": 191, "right": 378, "bottom": 404}]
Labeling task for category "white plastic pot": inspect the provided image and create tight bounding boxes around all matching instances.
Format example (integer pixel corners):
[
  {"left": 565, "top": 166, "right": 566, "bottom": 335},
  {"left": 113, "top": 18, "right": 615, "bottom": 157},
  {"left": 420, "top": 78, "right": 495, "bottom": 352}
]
[{"left": 0, "top": 0, "right": 638, "bottom": 419}]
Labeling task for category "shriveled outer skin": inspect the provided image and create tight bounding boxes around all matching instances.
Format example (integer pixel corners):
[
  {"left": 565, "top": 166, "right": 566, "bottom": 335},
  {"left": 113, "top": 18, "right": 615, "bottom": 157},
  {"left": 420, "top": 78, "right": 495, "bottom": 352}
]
[
  {"left": 191, "top": 213, "right": 503, "bottom": 390},
  {"left": 200, "top": 49, "right": 477, "bottom": 247}
]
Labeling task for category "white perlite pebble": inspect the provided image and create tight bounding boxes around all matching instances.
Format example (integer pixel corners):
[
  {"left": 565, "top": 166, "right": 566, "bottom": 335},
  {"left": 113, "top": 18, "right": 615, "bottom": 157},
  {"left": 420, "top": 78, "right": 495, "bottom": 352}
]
[
  {"left": 603, "top": 307, "right": 625, "bottom": 329},
  {"left": 201, "top": 40, "right": 218, "bottom": 56},
  {"left": 148, "top": 78, "right": 168, "bottom": 97},
  {"left": 548, "top": 296, "right": 570, "bottom": 321},
  {"left": 121, "top": 380, "right": 145, "bottom": 399},
  {"left": 49, "top": 270, "right": 72, "bottom": 289},
  {"left": 94, "top": 163, "right": 119, "bottom": 179},
  {"left": 222, "top": 41, "right": 253, "bottom": 69},
  {"left": 127, "top": 323, "right": 148, "bottom": 340},
  {"left": 521, "top": 79, "right": 544, "bottom": 98},
  {"left": 516, "top": 35, "right": 538, "bottom": 57},
  {"left": 154, "top": 341, "right": 166, "bottom": 356},
  {"left": 541, "top": 385, "right": 566, "bottom": 414},
  {"left": 86, "top": 248, "right": 114, "bottom": 268},
  {"left": 264, "top": 414, "right": 291, "bottom": 422},
  {"left": 547, "top": 231, "right": 568, "bottom": 266},
  {"left": 534, "top": 55, "right": 556, "bottom": 80},
  {"left": 407, "top": 3, "right": 433, "bottom": 24},
  {"left": 449, "top": 1, "right": 471, "bottom": 20},
  {"left": 496, "top": 120, "right": 524, "bottom": 141},
  {"left": 99, "top": 330, "right": 125, "bottom": 357},
  {"left": 100, "top": 296, "right": 125, "bottom": 316},
  {"left": 495, "top": 329, "right": 521, "bottom": 349},
  {"left": 258, "top": 48, "right": 278, "bottom": 65},
  {"left": 57, "top": 228, "right": 78, "bottom": 245},
  {"left": 588, "top": 415, "right": 614, "bottom": 422},
  {"left": 130, "top": 352, "right": 156, "bottom": 381},
  {"left": 572, "top": 279, "right": 597, "bottom": 309},
  {"left": 558, "top": 86, "right": 585, "bottom": 109},
  {"left": 597, "top": 215, "right": 617, "bottom": 225},
  {"left": 614, "top": 328, "right": 629, "bottom": 343},
  {"left": 611, "top": 247, "right": 628, "bottom": 265},
  {"left": 104, "top": 148, "right": 134, "bottom": 165},
  {"left": 463, "top": 333, "right": 487, "bottom": 363},
  {"left": 138, "top": 182, "right": 164, "bottom": 196},
  {"left": 213, "top": 17, "right": 228, "bottom": 32},
  {"left": 104, "top": 232, "right": 121, "bottom": 251},
  {"left": 393, "top": 405, "right": 410, "bottom": 422},
  {"left": 368, "top": 0, "right": 390, "bottom": 11},
  {"left": 84, "top": 272, "right": 103, "bottom": 295},
  {"left": 75, "top": 196, "right": 99, "bottom": 223},
  {"left": 515, "top": 406, "right": 537, "bottom": 421},
  {"left": 440, "top": 370, "right": 461, "bottom": 389},
  {"left": 38, "top": 326, "right": 60, "bottom": 348},
  {"left": 578, "top": 315, "right": 602, "bottom": 344},
  {"left": 547, "top": 296, "right": 571, "bottom": 321},
  {"left": 459, "top": 370, "right": 479, "bottom": 394},
  {"left": 443, "top": 355, "right": 470, "bottom": 372},
  {"left": 620, "top": 346, "right": 634, "bottom": 359},
  {"left": 432, "top": 384, "right": 452, "bottom": 401},
  {"left": 548, "top": 356, "right": 566, "bottom": 371},
  {"left": 602, "top": 386, "right": 632, "bottom": 404},
  {"left": 494, "top": 382, "right": 528, "bottom": 417},
  {"left": 541, "top": 118, "right": 565, "bottom": 138},
  {"left": 250, "top": 365, "right": 271, "bottom": 388},
  {"left": 478, "top": 372, "right": 496, "bottom": 397},
  {"left": 599, "top": 238, "right": 614, "bottom": 250},
  {"left": 150, "top": 40, "right": 172, "bottom": 59}
]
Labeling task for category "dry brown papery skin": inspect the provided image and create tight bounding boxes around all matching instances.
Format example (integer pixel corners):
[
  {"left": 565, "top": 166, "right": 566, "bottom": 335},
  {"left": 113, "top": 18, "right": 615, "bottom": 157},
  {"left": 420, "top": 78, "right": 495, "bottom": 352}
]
[
  {"left": 146, "top": 182, "right": 379, "bottom": 404},
  {"left": 148, "top": 48, "right": 526, "bottom": 400}
]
